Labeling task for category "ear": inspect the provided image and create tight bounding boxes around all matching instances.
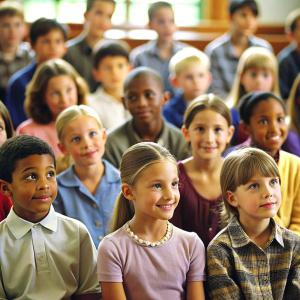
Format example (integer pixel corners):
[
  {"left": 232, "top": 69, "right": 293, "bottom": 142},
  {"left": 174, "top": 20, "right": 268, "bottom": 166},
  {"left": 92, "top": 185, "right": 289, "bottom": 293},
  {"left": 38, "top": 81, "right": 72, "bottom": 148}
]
[
  {"left": 121, "top": 184, "right": 135, "bottom": 201},
  {"left": 181, "top": 125, "right": 191, "bottom": 143},
  {"left": 0, "top": 180, "right": 13, "bottom": 197},
  {"left": 101, "top": 129, "right": 107, "bottom": 144},
  {"left": 225, "top": 190, "right": 239, "bottom": 208},
  {"left": 226, "top": 125, "right": 235, "bottom": 144},
  {"left": 162, "top": 91, "right": 171, "bottom": 106},
  {"left": 169, "top": 74, "right": 179, "bottom": 88},
  {"left": 57, "top": 143, "right": 70, "bottom": 156},
  {"left": 240, "top": 122, "right": 251, "bottom": 135}
]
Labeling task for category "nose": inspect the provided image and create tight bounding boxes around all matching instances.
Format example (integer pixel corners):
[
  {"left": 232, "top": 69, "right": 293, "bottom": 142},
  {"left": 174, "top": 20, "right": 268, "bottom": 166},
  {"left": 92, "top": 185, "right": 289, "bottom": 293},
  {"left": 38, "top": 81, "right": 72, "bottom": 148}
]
[
  {"left": 269, "top": 120, "right": 279, "bottom": 133},
  {"left": 263, "top": 184, "right": 273, "bottom": 199},
  {"left": 137, "top": 96, "right": 147, "bottom": 107},
  {"left": 82, "top": 136, "right": 92, "bottom": 149},
  {"left": 204, "top": 129, "right": 214, "bottom": 143},
  {"left": 164, "top": 186, "right": 175, "bottom": 200},
  {"left": 38, "top": 177, "right": 50, "bottom": 190}
]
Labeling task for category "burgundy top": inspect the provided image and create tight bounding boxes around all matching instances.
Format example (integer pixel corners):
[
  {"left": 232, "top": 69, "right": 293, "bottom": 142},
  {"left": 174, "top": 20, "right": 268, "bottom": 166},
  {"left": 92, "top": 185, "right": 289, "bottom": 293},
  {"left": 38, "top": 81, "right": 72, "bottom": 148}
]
[
  {"left": 170, "top": 161, "right": 222, "bottom": 248},
  {"left": 0, "top": 193, "right": 12, "bottom": 222}
]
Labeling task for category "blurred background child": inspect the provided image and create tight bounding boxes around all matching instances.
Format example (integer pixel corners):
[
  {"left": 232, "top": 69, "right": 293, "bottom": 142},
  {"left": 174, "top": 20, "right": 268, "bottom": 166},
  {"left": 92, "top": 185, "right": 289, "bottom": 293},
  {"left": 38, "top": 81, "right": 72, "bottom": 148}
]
[
  {"left": 0, "top": 1, "right": 34, "bottom": 103},
  {"left": 54, "top": 105, "right": 121, "bottom": 247},
  {"left": 163, "top": 47, "right": 212, "bottom": 129},
  {"left": 171, "top": 94, "right": 234, "bottom": 248},
  {"left": 88, "top": 41, "right": 131, "bottom": 130},
  {"left": 130, "top": 1, "right": 189, "bottom": 97},
  {"left": 16, "top": 58, "right": 88, "bottom": 156}
]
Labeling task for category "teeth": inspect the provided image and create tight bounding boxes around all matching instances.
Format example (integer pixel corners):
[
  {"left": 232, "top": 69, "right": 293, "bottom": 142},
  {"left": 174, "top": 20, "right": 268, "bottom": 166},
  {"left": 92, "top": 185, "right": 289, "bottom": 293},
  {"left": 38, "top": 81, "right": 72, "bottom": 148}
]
[
  {"left": 160, "top": 205, "right": 172, "bottom": 208},
  {"left": 268, "top": 136, "right": 279, "bottom": 140}
]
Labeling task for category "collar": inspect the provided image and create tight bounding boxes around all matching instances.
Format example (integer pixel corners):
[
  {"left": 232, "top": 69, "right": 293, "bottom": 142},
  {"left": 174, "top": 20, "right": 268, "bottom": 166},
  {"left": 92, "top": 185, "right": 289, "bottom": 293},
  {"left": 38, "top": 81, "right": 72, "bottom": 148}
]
[
  {"left": 6, "top": 205, "right": 57, "bottom": 240},
  {"left": 145, "top": 40, "right": 182, "bottom": 56}
]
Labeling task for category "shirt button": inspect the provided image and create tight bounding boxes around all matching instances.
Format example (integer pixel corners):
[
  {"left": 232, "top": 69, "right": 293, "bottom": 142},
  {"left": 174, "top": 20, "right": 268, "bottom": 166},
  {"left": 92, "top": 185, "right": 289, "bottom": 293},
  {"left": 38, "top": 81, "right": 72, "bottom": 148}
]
[
  {"left": 33, "top": 225, "right": 37, "bottom": 228},
  {"left": 96, "top": 221, "right": 101, "bottom": 227},
  {"left": 98, "top": 236, "right": 103, "bottom": 241},
  {"left": 39, "top": 257, "right": 43, "bottom": 261},
  {"left": 93, "top": 203, "right": 98, "bottom": 208},
  {"left": 209, "top": 227, "right": 212, "bottom": 231},
  {"left": 263, "top": 276, "right": 267, "bottom": 281}
]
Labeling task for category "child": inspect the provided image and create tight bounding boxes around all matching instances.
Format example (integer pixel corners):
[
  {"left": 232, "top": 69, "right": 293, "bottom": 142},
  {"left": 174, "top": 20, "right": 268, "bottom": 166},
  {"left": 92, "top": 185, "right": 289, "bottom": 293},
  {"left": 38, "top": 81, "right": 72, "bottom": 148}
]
[
  {"left": 235, "top": 91, "right": 300, "bottom": 234},
  {"left": 227, "top": 46, "right": 280, "bottom": 146},
  {"left": 162, "top": 47, "right": 212, "bottom": 129},
  {"left": 129, "top": 1, "right": 189, "bottom": 97},
  {"left": 207, "top": 147, "right": 300, "bottom": 299},
  {"left": 16, "top": 59, "right": 88, "bottom": 157},
  {"left": 0, "top": 100, "right": 14, "bottom": 221},
  {"left": 170, "top": 94, "right": 234, "bottom": 248},
  {"left": 205, "top": 0, "right": 273, "bottom": 98},
  {"left": 88, "top": 41, "right": 131, "bottom": 130},
  {"left": 278, "top": 8, "right": 300, "bottom": 100},
  {"left": 98, "top": 142, "right": 206, "bottom": 300},
  {"left": 103, "top": 66, "right": 191, "bottom": 168},
  {"left": 6, "top": 17, "right": 67, "bottom": 128},
  {"left": 64, "top": 0, "right": 116, "bottom": 93},
  {"left": 0, "top": 135, "right": 101, "bottom": 299},
  {"left": 53, "top": 105, "right": 121, "bottom": 247},
  {"left": 282, "top": 73, "right": 300, "bottom": 156},
  {"left": 0, "top": 1, "right": 34, "bottom": 103}
]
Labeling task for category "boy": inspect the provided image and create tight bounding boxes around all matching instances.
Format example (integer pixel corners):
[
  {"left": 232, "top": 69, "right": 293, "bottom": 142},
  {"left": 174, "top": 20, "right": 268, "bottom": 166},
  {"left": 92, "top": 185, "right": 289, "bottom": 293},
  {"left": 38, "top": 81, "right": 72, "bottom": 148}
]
[
  {"left": 205, "top": 0, "right": 273, "bottom": 98},
  {"left": 64, "top": 0, "right": 116, "bottom": 93},
  {"left": 0, "top": 1, "right": 34, "bottom": 103},
  {"left": 88, "top": 41, "right": 131, "bottom": 130},
  {"left": 103, "top": 66, "right": 191, "bottom": 168},
  {"left": 163, "top": 47, "right": 212, "bottom": 128},
  {"left": 129, "top": 1, "right": 189, "bottom": 97},
  {"left": 0, "top": 135, "right": 101, "bottom": 299},
  {"left": 278, "top": 8, "right": 300, "bottom": 100},
  {"left": 207, "top": 147, "right": 300, "bottom": 299},
  {"left": 6, "top": 17, "right": 67, "bottom": 129}
]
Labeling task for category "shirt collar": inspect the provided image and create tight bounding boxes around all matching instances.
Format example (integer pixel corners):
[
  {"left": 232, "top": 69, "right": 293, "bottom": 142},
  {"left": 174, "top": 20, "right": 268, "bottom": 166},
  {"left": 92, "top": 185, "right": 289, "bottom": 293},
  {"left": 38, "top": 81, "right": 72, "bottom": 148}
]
[{"left": 6, "top": 205, "right": 57, "bottom": 240}]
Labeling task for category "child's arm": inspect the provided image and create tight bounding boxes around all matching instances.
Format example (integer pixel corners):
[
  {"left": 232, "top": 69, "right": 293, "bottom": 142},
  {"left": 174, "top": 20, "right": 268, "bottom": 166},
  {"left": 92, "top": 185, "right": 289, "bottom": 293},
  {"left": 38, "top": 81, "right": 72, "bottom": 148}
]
[
  {"left": 186, "top": 281, "right": 205, "bottom": 300},
  {"left": 101, "top": 282, "right": 126, "bottom": 300}
]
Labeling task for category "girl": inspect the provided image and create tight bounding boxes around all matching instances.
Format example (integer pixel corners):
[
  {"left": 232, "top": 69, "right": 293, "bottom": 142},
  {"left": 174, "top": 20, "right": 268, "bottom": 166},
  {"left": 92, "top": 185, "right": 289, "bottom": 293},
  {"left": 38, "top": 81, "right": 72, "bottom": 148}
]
[
  {"left": 171, "top": 94, "right": 234, "bottom": 247},
  {"left": 0, "top": 100, "right": 14, "bottom": 221},
  {"left": 236, "top": 91, "right": 300, "bottom": 235},
  {"left": 227, "top": 46, "right": 280, "bottom": 146},
  {"left": 282, "top": 73, "right": 300, "bottom": 156},
  {"left": 53, "top": 105, "right": 121, "bottom": 247},
  {"left": 16, "top": 58, "right": 88, "bottom": 156},
  {"left": 207, "top": 147, "right": 300, "bottom": 299},
  {"left": 97, "top": 142, "right": 206, "bottom": 300}
]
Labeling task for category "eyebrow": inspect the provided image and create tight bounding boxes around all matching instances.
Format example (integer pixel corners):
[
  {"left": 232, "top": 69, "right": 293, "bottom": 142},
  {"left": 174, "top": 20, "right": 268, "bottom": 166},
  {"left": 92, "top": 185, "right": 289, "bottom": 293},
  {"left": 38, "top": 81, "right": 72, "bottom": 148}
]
[{"left": 21, "top": 165, "right": 55, "bottom": 174}]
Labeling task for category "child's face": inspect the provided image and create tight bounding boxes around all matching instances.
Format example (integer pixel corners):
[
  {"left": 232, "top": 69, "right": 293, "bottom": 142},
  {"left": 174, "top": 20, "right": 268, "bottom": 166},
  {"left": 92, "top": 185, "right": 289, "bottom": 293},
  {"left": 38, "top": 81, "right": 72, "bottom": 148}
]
[
  {"left": 149, "top": 7, "right": 177, "bottom": 42},
  {"left": 1, "top": 154, "right": 57, "bottom": 223},
  {"left": 123, "top": 161, "right": 179, "bottom": 222},
  {"left": 241, "top": 68, "right": 274, "bottom": 93},
  {"left": 84, "top": 0, "right": 115, "bottom": 39},
  {"left": 0, "top": 15, "right": 25, "bottom": 48},
  {"left": 174, "top": 64, "right": 211, "bottom": 101},
  {"left": 231, "top": 6, "right": 258, "bottom": 37},
  {"left": 182, "top": 109, "right": 233, "bottom": 161},
  {"left": 125, "top": 75, "right": 168, "bottom": 126},
  {"left": 0, "top": 114, "right": 7, "bottom": 147},
  {"left": 93, "top": 55, "right": 131, "bottom": 91},
  {"left": 226, "top": 171, "right": 281, "bottom": 226},
  {"left": 44, "top": 74, "right": 78, "bottom": 120},
  {"left": 32, "top": 29, "right": 66, "bottom": 65},
  {"left": 58, "top": 115, "right": 106, "bottom": 167},
  {"left": 243, "top": 98, "right": 287, "bottom": 158}
]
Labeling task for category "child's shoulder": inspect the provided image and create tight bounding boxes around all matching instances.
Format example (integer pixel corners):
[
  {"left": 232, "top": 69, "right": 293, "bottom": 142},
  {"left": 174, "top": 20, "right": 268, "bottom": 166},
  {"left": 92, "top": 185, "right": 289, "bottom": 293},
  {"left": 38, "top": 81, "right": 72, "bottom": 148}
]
[
  {"left": 279, "top": 150, "right": 300, "bottom": 167},
  {"left": 204, "top": 33, "right": 231, "bottom": 56}
]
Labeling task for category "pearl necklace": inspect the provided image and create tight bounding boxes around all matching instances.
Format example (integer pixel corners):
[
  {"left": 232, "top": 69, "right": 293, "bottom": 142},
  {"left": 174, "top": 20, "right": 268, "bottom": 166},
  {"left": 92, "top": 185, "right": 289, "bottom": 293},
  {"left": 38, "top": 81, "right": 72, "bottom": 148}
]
[{"left": 125, "top": 221, "right": 172, "bottom": 247}]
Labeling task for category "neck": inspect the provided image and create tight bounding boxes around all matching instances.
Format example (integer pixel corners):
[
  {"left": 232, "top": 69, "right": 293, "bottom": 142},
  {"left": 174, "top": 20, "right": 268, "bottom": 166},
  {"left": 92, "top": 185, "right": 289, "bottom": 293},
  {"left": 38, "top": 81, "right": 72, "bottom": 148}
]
[
  {"left": 0, "top": 43, "right": 18, "bottom": 59},
  {"left": 193, "top": 154, "right": 223, "bottom": 172},
  {"left": 230, "top": 30, "right": 249, "bottom": 47},
  {"left": 133, "top": 118, "right": 163, "bottom": 141},
  {"left": 156, "top": 38, "right": 173, "bottom": 50},
  {"left": 74, "top": 160, "right": 104, "bottom": 181},
  {"left": 85, "top": 31, "right": 103, "bottom": 48},
  {"left": 103, "top": 86, "right": 124, "bottom": 103}
]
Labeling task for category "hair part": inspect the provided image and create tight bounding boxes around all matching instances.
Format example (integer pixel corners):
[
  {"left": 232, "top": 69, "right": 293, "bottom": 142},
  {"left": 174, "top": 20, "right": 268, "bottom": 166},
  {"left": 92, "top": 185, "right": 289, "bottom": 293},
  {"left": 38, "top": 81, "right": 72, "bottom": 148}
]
[
  {"left": 0, "top": 101, "right": 14, "bottom": 139},
  {"left": 287, "top": 73, "right": 300, "bottom": 136},
  {"left": 0, "top": 1, "right": 24, "bottom": 19},
  {"left": 229, "top": 0, "right": 258, "bottom": 16},
  {"left": 148, "top": 1, "right": 173, "bottom": 21},
  {"left": 24, "top": 58, "right": 88, "bottom": 124},
  {"left": 220, "top": 147, "right": 280, "bottom": 223},
  {"left": 86, "top": 0, "right": 116, "bottom": 12},
  {"left": 109, "top": 142, "right": 178, "bottom": 233},
  {"left": 0, "top": 135, "right": 56, "bottom": 183}
]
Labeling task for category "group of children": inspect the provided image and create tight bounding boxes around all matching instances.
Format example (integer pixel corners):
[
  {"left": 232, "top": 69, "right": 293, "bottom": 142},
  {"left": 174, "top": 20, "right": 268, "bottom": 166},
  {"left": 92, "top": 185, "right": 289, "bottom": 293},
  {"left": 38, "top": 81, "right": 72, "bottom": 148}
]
[{"left": 0, "top": 0, "right": 300, "bottom": 299}]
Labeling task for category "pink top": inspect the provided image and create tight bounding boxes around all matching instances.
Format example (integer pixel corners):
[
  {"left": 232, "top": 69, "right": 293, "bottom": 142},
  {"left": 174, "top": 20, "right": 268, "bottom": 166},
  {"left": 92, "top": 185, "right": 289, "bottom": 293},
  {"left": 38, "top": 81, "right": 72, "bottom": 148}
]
[
  {"left": 16, "top": 119, "right": 61, "bottom": 156},
  {"left": 0, "top": 193, "right": 12, "bottom": 222},
  {"left": 97, "top": 224, "right": 206, "bottom": 300}
]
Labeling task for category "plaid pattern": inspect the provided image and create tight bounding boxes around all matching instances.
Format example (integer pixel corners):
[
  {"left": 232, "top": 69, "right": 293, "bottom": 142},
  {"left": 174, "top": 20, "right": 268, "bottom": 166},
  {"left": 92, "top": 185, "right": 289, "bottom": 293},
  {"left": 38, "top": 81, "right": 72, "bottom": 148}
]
[{"left": 207, "top": 216, "right": 300, "bottom": 299}]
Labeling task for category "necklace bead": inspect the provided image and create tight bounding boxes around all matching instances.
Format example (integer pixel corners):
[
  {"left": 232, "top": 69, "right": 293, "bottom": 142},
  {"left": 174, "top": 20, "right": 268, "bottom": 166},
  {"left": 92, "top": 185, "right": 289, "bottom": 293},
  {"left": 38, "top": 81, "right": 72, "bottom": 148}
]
[{"left": 125, "top": 221, "right": 172, "bottom": 247}]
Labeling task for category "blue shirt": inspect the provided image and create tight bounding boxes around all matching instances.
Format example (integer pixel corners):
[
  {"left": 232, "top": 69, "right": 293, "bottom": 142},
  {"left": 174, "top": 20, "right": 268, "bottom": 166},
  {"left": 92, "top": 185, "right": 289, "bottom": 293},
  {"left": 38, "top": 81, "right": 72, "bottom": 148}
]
[
  {"left": 53, "top": 160, "right": 121, "bottom": 247},
  {"left": 6, "top": 61, "right": 37, "bottom": 128},
  {"left": 162, "top": 92, "right": 187, "bottom": 129}
]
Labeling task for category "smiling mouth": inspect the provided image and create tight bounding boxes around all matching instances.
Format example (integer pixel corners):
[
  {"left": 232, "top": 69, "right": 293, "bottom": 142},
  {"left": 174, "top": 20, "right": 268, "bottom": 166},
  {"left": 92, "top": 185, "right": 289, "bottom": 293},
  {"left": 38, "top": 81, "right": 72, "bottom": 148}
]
[
  {"left": 260, "top": 202, "right": 276, "bottom": 208},
  {"left": 267, "top": 136, "right": 280, "bottom": 141},
  {"left": 157, "top": 204, "right": 174, "bottom": 210}
]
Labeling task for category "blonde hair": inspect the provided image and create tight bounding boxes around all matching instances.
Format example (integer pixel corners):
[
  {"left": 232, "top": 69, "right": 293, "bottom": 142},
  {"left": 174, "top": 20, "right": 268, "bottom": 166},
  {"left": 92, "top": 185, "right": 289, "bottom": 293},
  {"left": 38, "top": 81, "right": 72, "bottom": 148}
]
[
  {"left": 227, "top": 47, "right": 280, "bottom": 108},
  {"left": 109, "top": 142, "right": 178, "bottom": 233},
  {"left": 55, "top": 105, "right": 103, "bottom": 173},
  {"left": 285, "top": 8, "right": 300, "bottom": 34},
  {"left": 169, "top": 47, "right": 210, "bottom": 76},
  {"left": 0, "top": 1, "right": 24, "bottom": 19},
  {"left": 287, "top": 73, "right": 300, "bottom": 137},
  {"left": 220, "top": 147, "right": 281, "bottom": 224},
  {"left": 24, "top": 59, "right": 88, "bottom": 124}
]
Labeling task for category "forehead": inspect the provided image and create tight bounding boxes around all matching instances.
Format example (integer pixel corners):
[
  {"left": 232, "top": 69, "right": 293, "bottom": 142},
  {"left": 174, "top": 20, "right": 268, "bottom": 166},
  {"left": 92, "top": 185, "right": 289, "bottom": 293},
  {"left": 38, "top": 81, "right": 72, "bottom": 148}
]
[
  {"left": 151, "top": 6, "right": 174, "bottom": 19},
  {"left": 89, "top": 1, "right": 115, "bottom": 13},
  {"left": 36, "top": 29, "right": 65, "bottom": 41},
  {"left": 251, "top": 98, "right": 285, "bottom": 114},
  {"left": 125, "top": 74, "right": 163, "bottom": 92},
  {"left": 13, "top": 154, "right": 55, "bottom": 173},
  {"left": 0, "top": 14, "right": 23, "bottom": 23},
  {"left": 99, "top": 55, "right": 128, "bottom": 66}
]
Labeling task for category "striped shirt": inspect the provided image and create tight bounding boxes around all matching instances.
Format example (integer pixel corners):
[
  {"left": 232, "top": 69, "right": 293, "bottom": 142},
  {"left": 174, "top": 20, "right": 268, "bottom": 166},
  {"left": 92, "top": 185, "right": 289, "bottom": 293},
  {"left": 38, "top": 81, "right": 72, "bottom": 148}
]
[{"left": 207, "top": 216, "right": 300, "bottom": 299}]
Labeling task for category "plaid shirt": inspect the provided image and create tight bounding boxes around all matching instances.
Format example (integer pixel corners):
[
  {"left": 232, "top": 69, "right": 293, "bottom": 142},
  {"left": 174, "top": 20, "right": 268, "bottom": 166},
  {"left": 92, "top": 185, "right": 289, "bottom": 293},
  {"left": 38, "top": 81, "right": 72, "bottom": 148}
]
[{"left": 207, "top": 216, "right": 300, "bottom": 299}]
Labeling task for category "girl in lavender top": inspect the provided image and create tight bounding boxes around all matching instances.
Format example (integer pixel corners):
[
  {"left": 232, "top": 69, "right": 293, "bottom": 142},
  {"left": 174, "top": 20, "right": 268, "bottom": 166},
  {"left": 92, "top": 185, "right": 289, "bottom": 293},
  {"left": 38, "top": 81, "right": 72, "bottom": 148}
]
[{"left": 97, "top": 142, "right": 206, "bottom": 300}]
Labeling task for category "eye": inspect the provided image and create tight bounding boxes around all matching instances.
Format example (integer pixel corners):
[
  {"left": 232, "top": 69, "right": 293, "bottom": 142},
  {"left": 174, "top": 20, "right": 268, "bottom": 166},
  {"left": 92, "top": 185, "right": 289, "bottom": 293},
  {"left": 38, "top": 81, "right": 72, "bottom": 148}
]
[
  {"left": 277, "top": 116, "right": 285, "bottom": 123},
  {"left": 71, "top": 136, "right": 80, "bottom": 143},
  {"left": 250, "top": 72, "right": 257, "bottom": 78},
  {"left": 215, "top": 127, "right": 222, "bottom": 133},
  {"left": 26, "top": 174, "right": 37, "bottom": 180},
  {"left": 196, "top": 126, "right": 204, "bottom": 132},
  {"left": 263, "top": 72, "right": 271, "bottom": 78},
  {"left": 250, "top": 183, "right": 259, "bottom": 189},
  {"left": 259, "top": 119, "right": 268, "bottom": 125},
  {"left": 153, "top": 183, "right": 161, "bottom": 189},
  {"left": 90, "top": 131, "right": 97, "bottom": 137},
  {"left": 51, "top": 91, "right": 59, "bottom": 96},
  {"left": 145, "top": 92, "right": 155, "bottom": 99},
  {"left": 127, "top": 94, "right": 137, "bottom": 102},
  {"left": 270, "top": 178, "right": 278, "bottom": 185},
  {"left": 171, "top": 181, "right": 179, "bottom": 188},
  {"left": 47, "top": 171, "right": 56, "bottom": 178},
  {"left": 67, "top": 87, "right": 73, "bottom": 93},
  {"left": 0, "top": 125, "right": 4, "bottom": 131}
]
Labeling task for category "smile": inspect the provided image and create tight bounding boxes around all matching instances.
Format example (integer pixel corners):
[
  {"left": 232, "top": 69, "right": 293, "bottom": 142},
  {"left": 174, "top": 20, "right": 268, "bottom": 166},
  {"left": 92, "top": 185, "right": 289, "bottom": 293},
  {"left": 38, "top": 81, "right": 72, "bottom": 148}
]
[
  {"left": 260, "top": 202, "right": 276, "bottom": 208},
  {"left": 157, "top": 204, "right": 174, "bottom": 210},
  {"left": 267, "top": 135, "right": 280, "bottom": 141}
]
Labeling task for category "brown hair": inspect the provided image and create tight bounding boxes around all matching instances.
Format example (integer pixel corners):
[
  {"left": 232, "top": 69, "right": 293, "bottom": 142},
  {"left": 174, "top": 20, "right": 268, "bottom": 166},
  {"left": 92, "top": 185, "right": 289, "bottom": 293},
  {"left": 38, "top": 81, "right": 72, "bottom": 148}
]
[
  {"left": 24, "top": 59, "right": 88, "bottom": 124},
  {"left": 0, "top": 100, "right": 14, "bottom": 139}
]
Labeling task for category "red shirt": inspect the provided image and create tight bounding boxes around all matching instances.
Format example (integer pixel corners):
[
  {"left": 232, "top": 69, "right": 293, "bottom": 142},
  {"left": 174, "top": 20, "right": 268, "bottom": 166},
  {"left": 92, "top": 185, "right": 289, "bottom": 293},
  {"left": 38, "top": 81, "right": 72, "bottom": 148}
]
[{"left": 0, "top": 193, "right": 12, "bottom": 222}]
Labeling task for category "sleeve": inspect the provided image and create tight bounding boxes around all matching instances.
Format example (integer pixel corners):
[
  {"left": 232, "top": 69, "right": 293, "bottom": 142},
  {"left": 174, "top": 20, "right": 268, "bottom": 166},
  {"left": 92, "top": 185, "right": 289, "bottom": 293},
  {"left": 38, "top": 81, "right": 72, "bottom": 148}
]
[
  {"left": 278, "top": 58, "right": 293, "bottom": 100},
  {"left": 281, "top": 131, "right": 300, "bottom": 158},
  {"left": 103, "top": 140, "right": 121, "bottom": 169},
  {"left": 75, "top": 226, "right": 101, "bottom": 295},
  {"left": 97, "top": 237, "right": 123, "bottom": 283},
  {"left": 52, "top": 189, "right": 66, "bottom": 215},
  {"left": 206, "top": 243, "right": 243, "bottom": 300}
]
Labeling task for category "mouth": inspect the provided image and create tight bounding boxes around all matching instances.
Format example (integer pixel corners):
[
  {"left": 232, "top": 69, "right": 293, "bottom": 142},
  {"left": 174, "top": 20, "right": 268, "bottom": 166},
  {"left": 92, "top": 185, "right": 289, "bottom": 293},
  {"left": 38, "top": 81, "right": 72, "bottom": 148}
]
[
  {"left": 156, "top": 203, "right": 174, "bottom": 211},
  {"left": 82, "top": 150, "right": 97, "bottom": 157},
  {"left": 267, "top": 135, "right": 281, "bottom": 142},
  {"left": 33, "top": 195, "right": 52, "bottom": 202},
  {"left": 202, "top": 147, "right": 217, "bottom": 152},
  {"left": 260, "top": 202, "right": 276, "bottom": 208}
]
